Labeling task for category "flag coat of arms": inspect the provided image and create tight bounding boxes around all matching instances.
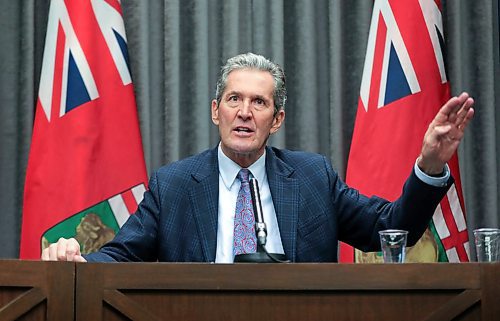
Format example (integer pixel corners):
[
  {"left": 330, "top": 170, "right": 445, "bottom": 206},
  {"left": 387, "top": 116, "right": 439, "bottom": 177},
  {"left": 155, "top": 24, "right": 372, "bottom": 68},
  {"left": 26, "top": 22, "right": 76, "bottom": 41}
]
[
  {"left": 341, "top": 0, "right": 469, "bottom": 263},
  {"left": 20, "top": 0, "right": 148, "bottom": 259}
]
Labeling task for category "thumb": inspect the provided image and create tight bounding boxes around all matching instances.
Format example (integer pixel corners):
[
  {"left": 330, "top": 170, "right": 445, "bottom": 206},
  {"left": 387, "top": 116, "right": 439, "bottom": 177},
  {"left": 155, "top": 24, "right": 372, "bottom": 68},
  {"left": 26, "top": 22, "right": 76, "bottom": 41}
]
[{"left": 73, "top": 255, "right": 87, "bottom": 263}]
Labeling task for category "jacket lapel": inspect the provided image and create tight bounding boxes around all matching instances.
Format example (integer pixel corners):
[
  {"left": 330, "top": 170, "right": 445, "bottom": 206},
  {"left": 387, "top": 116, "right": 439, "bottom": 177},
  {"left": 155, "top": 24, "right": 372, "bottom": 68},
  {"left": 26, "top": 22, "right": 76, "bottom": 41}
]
[
  {"left": 189, "top": 148, "right": 219, "bottom": 262},
  {"left": 266, "top": 147, "right": 299, "bottom": 262},
  {"left": 188, "top": 146, "right": 300, "bottom": 262}
]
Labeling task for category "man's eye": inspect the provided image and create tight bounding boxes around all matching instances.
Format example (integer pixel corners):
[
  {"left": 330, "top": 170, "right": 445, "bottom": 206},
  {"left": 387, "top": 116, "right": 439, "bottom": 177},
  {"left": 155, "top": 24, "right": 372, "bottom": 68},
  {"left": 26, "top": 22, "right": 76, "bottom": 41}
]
[
  {"left": 227, "top": 96, "right": 240, "bottom": 106},
  {"left": 255, "top": 99, "right": 264, "bottom": 105}
]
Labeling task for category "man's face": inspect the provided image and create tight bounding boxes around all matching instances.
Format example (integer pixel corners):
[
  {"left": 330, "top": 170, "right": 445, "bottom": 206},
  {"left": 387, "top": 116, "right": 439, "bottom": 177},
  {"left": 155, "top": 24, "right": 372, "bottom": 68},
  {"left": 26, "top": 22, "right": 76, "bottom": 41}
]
[{"left": 211, "top": 68, "right": 285, "bottom": 167}]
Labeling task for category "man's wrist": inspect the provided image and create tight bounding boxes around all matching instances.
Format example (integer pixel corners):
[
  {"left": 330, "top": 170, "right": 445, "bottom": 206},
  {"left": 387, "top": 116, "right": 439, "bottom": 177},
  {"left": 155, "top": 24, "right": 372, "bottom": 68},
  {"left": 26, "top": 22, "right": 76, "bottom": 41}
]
[
  {"left": 414, "top": 160, "right": 450, "bottom": 187},
  {"left": 416, "top": 155, "right": 446, "bottom": 176}
]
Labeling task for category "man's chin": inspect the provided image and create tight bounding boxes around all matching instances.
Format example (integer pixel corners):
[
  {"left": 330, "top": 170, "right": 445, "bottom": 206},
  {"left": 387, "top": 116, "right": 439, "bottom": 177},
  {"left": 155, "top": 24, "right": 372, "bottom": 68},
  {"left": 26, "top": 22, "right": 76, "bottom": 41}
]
[
  {"left": 229, "top": 148, "right": 257, "bottom": 157},
  {"left": 221, "top": 144, "right": 265, "bottom": 164},
  {"left": 223, "top": 141, "right": 251, "bottom": 153}
]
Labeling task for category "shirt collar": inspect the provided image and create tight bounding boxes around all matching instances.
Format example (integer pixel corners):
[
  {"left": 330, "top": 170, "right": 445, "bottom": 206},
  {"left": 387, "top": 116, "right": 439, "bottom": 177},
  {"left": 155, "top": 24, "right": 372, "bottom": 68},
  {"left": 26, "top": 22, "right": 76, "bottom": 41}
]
[{"left": 218, "top": 143, "right": 266, "bottom": 190}]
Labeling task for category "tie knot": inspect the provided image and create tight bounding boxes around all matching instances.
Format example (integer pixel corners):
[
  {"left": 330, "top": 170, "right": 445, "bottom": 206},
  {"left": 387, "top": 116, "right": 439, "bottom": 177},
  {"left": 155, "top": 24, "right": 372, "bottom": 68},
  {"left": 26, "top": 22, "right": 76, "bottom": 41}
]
[{"left": 237, "top": 169, "right": 251, "bottom": 183}]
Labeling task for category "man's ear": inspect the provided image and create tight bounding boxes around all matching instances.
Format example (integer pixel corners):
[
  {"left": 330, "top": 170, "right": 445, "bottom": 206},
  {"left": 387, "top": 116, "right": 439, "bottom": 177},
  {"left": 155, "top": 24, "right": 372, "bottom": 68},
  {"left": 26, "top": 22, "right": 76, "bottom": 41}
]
[
  {"left": 270, "top": 109, "right": 285, "bottom": 134},
  {"left": 211, "top": 99, "right": 219, "bottom": 125}
]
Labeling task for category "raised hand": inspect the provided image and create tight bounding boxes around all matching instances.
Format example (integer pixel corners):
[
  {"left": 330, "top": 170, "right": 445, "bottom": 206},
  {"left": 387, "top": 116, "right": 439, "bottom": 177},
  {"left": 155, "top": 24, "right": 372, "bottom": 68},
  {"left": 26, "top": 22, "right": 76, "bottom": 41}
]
[{"left": 417, "top": 92, "right": 474, "bottom": 175}]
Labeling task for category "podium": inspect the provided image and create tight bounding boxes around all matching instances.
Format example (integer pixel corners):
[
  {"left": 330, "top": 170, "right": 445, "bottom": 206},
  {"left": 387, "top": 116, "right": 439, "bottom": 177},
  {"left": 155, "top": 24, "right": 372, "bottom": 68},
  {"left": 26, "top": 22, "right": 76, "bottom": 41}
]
[
  {"left": 0, "top": 261, "right": 497, "bottom": 320},
  {"left": 75, "top": 263, "right": 500, "bottom": 321},
  {"left": 0, "top": 260, "right": 74, "bottom": 321}
]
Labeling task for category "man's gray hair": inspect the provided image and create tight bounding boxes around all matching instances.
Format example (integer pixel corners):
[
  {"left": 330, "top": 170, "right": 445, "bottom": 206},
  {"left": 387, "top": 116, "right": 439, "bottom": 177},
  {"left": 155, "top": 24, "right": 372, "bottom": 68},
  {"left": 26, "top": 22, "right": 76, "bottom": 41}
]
[{"left": 215, "top": 52, "right": 287, "bottom": 113}]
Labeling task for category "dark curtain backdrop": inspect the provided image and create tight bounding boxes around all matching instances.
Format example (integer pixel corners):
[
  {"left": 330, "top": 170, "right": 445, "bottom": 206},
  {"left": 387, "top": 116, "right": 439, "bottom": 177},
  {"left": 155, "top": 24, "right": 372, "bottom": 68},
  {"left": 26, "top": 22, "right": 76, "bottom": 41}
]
[{"left": 0, "top": 0, "right": 498, "bottom": 258}]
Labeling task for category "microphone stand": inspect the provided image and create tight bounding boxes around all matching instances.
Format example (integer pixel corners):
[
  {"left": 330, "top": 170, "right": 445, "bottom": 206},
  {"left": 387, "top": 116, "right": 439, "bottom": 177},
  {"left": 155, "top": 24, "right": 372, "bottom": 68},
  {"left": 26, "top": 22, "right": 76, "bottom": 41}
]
[{"left": 234, "top": 178, "right": 289, "bottom": 263}]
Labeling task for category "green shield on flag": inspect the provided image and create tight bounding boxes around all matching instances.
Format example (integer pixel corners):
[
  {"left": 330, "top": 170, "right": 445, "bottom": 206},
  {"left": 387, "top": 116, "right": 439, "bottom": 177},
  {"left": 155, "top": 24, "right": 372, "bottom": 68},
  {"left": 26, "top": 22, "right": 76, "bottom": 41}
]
[{"left": 42, "top": 200, "right": 120, "bottom": 254}]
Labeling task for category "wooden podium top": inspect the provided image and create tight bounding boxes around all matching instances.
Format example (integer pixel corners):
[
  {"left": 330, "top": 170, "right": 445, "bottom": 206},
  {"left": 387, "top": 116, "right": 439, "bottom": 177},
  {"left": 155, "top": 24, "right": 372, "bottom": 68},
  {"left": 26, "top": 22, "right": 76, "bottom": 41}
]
[{"left": 79, "top": 262, "right": 480, "bottom": 290}]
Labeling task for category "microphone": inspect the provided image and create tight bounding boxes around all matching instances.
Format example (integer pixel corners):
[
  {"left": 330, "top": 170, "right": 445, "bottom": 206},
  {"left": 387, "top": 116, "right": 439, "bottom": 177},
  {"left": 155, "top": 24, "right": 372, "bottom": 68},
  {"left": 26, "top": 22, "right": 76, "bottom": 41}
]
[
  {"left": 233, "top": 176, "right": 288, "bottom": 263},
  {"left": 249, "top": 177, "right": 267, "bottom": 246}
]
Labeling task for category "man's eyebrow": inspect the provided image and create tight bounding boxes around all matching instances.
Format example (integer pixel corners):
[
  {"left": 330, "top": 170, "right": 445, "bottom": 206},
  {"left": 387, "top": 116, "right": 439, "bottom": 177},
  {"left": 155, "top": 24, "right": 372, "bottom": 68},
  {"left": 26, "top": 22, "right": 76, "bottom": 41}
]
[
  {"left": 223, "top": 91, "right": 271, "bottom": 102},
  {"left": 253, "top": 94, "right": 272, "bottom": 102},
  {"left": 224, "top": 90, "right": 240, "bottom": 96}
]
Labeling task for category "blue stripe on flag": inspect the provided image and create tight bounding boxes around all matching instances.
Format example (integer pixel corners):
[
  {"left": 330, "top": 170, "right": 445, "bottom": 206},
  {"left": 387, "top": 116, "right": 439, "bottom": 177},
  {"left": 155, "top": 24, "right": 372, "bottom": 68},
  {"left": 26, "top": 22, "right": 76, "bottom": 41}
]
[
  {"left": 385, "top": 43, "right": 412, "bottom": 105},
  {"left": 66, "top": 51, "right": 91, "bottom": 112},
  {"left": 113, "top": 29, "right": 130, "bottom": 71}
]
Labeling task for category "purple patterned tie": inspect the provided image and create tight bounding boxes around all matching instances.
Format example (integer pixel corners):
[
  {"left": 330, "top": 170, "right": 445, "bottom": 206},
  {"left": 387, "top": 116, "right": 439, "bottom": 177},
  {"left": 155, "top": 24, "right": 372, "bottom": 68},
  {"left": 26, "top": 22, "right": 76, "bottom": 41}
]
[{"left": 233, "top": 169, "right": 257, "bottom": 255}]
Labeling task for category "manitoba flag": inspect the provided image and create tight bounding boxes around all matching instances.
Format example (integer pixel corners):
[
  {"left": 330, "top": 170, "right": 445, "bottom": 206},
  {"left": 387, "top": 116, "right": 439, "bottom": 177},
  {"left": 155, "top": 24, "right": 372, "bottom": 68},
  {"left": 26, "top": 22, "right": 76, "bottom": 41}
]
[
  {"left": 20, "top": 0, "right": 148, "bottom": 259},
  {"left": 341, "top": 0, "right": 470, "bottom": 263}
]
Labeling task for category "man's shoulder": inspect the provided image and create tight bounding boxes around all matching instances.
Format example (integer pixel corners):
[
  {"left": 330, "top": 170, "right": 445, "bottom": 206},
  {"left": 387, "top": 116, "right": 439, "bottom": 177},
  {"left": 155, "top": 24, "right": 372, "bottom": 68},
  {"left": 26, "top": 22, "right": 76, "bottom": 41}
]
[
  {"left": 268, "top": 146, "right": 326, "bottom": 164},
  {"left": 266, "top": 146, "right": 333, "bottom": 178},
  {"left": 155, "top": 148, "right": 217, "bottom": 178}
]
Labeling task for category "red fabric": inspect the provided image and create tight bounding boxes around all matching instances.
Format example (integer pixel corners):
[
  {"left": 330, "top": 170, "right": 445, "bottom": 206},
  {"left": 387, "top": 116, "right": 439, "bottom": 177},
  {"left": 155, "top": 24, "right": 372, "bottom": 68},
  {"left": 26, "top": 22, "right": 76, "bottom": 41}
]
[
  {"left": 340, "top": 0, "right": 469, "bottom": 262},
  {"left": 20, "top": 0, "right": 147, "bottom": 259}
]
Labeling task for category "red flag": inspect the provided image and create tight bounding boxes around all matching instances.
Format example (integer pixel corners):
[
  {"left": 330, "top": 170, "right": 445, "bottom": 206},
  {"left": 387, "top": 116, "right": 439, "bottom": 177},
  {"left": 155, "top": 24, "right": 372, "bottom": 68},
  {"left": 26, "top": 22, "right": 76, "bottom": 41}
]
[
  {"left": 340, "top": 0, "right": 469, "bottom": 263},
  {"left": 20, "top": 0, "right": 148, "bottom": 259}
]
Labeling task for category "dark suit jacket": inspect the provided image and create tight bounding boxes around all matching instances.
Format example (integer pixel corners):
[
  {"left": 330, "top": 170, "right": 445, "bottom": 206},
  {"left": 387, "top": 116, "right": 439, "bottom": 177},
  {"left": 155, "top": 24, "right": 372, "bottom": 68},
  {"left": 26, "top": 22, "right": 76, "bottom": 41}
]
[{"left": 86, "top": 146, "right": 452, "bottom": 262}]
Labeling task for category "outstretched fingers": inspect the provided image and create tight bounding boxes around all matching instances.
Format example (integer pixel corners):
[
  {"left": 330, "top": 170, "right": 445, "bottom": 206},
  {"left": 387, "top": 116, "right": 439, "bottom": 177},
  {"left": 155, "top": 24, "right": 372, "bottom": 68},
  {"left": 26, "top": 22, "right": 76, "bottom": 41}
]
[
  {"left": 442, "top": 93, "right": 468, "bottom": 121},
  {"left": 455, "top": 97, "right": 474, "bottom": 129}
]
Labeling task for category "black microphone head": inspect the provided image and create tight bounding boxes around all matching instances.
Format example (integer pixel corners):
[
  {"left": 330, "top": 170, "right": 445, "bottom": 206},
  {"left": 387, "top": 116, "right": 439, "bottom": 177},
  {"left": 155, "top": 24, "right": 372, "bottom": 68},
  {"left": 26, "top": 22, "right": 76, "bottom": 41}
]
[
  {"left": 249, "top": 177, "right": 258, "bottom": 198},
  {"left": 248, "top": 177, "right": 266, "bottom": 246},
  {"left": 249, "top": 178, "right": 259, "bottom": 216}
]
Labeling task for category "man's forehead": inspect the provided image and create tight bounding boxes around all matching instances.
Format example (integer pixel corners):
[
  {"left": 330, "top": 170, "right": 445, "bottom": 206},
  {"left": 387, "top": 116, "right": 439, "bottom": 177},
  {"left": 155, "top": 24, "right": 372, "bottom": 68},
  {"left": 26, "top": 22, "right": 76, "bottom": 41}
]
[{"left": 224, "top": 69, "right": 274, "bottom": 95}]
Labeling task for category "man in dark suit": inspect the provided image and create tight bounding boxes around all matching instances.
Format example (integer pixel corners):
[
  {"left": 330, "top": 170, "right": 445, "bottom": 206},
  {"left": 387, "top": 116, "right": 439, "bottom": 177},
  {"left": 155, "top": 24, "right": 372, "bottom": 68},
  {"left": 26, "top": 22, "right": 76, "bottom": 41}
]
[{"left": 42, "top": 52, "right": 474, "bottom": 263}]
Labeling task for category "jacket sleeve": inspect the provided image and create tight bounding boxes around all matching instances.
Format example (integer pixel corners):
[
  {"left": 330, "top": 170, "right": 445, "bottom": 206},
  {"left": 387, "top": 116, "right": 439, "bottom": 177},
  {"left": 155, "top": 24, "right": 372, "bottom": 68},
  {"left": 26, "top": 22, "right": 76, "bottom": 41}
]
[
  {"left": 85, "top": 171, "right": 161, "bottom": 262},
  {"left": 333, "top": 158, "right": 453, "bottom": 252}
]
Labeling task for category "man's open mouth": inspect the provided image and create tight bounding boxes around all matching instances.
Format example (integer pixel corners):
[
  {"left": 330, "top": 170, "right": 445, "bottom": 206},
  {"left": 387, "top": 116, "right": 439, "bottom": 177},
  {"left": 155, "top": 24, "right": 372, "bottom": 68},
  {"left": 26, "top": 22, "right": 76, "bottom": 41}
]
[{"left": 234, "top": 127, "right": 253, "bottom": 133}]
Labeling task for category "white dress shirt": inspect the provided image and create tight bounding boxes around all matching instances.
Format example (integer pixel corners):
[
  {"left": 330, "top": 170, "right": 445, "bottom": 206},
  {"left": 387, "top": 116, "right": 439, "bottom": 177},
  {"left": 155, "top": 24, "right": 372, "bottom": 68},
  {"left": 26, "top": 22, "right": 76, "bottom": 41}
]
[{"left": 215, "top": 144, "right": 284, "bottom": 263}]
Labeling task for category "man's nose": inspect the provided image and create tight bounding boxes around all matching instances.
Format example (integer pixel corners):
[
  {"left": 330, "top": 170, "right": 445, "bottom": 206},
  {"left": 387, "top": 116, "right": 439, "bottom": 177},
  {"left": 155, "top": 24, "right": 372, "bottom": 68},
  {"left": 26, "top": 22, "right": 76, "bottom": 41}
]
[{"left": 238, "top": 100, "right": 252, "bottom": 118}]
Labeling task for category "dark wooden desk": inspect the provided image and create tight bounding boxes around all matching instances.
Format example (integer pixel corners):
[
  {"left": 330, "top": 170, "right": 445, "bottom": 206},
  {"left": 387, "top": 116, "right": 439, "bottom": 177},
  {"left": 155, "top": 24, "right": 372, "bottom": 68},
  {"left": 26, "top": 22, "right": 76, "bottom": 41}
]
[
  {"left": 0, "top": 260, "right": 74, "bottom": 321},
  {"left": 75, "top": 263, "right": 500, "bottom": 321},
  {"left": 0, "top": 261, "right": 496, "bottom": 320}
]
